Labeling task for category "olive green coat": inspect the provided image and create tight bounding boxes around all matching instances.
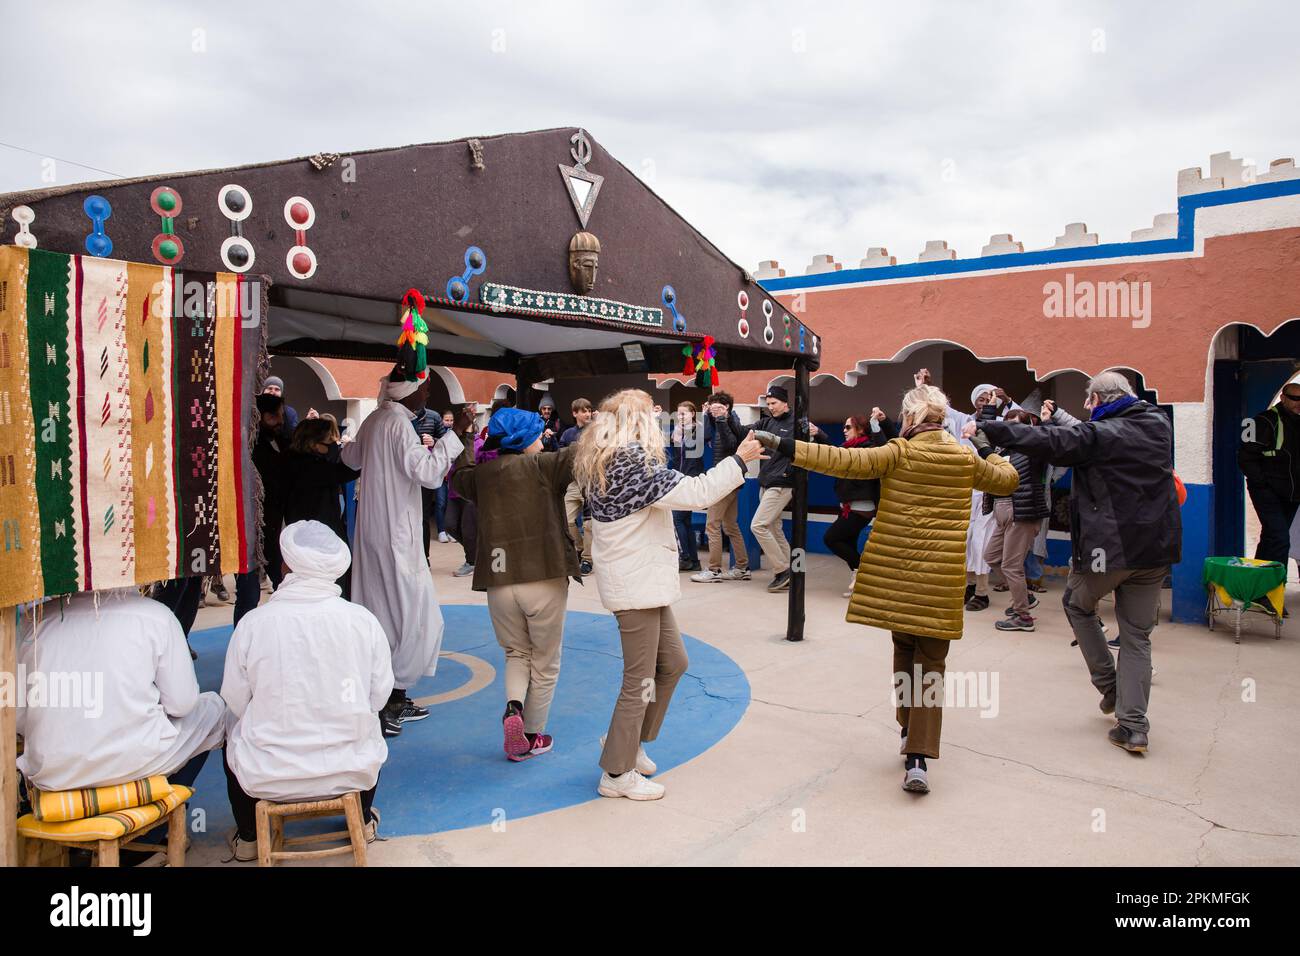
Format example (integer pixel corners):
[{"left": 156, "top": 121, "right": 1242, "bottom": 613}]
[{"left": 794, "top": 430, "right": 1019, "bottom": 639}]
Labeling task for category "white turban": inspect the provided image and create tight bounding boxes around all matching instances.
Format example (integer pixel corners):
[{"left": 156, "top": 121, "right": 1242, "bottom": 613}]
[
  {"left": 380, "top": 374, "right": 421, "bottom": 402},
  {"left": 279, "top": 520, "right": 351, "bottom": 581},
  {"left": 971, "top": 383, "right": 997, "bottom": 407}
]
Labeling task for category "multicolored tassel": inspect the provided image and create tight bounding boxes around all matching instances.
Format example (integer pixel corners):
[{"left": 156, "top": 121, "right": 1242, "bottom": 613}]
[{"left": 397, "top": 288, "right": 431, "bottom": 381}]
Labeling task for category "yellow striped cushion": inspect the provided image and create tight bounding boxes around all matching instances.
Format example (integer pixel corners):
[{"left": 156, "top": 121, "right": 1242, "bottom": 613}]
[
  {"left": 18, "top": 786, "right": 192, "bottom": 842},
  {"left": 31, "top": 775, "right": 174, "bottom": 822}
]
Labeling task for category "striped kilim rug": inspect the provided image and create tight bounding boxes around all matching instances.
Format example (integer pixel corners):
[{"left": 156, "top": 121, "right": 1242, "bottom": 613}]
[{"left": 0, "top": 245, "right": 266, "bottom": 606}]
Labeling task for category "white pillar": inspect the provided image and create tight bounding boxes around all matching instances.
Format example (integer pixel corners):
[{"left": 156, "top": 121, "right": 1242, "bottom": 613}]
[{"left": 1171, "top": 402, "right": 1211, "bottom": 485}]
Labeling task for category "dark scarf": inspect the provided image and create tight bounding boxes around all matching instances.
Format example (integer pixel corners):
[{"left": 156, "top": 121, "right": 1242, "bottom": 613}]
[
  {"left": 1089, "top": 394, "right": 1139, "bottom": 422},
  {"left": 901, "top": 422, "right": 944, "bottom": 439},
  {"left": 586, "top": 443, "right": 684, "bottom": 523}
]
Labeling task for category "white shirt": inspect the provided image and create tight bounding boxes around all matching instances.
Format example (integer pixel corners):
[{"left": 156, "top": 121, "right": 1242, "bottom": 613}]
[
  {"left": 221, "top": 571, "right": 394, "bottom": 801},
  {"left": 16, "top": 592, "right": 202, "bottom": 791}
]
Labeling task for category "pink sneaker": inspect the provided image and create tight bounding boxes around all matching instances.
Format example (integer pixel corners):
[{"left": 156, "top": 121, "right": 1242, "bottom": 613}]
[
  {"left": 502, "top": 703, "right": 529, "bottom": 758},
  {"left": 508, "top": 733, "right": 554, "bottom": 762}
]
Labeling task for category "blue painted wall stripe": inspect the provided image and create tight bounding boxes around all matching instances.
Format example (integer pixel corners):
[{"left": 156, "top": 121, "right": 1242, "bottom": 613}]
[{"left": 760, "top": 179, "right": 1300, "bottom": 293}]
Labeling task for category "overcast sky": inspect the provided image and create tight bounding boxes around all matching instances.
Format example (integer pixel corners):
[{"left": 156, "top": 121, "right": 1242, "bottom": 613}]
[{"left": 4, "top": 0, "right": 1296, "bottom": 274}]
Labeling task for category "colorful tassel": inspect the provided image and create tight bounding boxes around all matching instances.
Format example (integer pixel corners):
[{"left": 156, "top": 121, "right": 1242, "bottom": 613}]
[{"left": 397, "top": 288, "right": 431, "bottom": 381}]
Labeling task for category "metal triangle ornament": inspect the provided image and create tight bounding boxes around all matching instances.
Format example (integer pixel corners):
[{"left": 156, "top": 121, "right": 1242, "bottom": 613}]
[{"left": 558, "top": 129, "right": 604, "bottom": 228}]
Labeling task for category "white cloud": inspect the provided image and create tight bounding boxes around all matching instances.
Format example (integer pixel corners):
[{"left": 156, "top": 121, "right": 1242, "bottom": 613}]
[{"left": 2, "top": 0, "right": 1296, "bottom": 274}]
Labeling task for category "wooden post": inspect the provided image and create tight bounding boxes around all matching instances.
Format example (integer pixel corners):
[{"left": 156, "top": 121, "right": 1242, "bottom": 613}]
[
  {"left": 786, "top": 360, "right": 810, "bottom": 642},
  {"left": 2, "top": 606, "right": 18, "bottom": 867}
]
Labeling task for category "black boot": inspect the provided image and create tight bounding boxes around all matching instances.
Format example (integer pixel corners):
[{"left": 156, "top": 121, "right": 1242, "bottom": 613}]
[{"left": 963, "top": 583, "right": 975, "bottom": 604}]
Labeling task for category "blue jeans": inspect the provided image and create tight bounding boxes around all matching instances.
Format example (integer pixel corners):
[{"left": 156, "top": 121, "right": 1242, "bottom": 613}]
[
  {"left": 1024, "top": 550, "right": 1043, "bottom": 581},
  {"left": 673, "top": 510, "right": 699, "bottom": 565},
  {"left": 434, "top": 483, "right": 448, "bottom": 534}
]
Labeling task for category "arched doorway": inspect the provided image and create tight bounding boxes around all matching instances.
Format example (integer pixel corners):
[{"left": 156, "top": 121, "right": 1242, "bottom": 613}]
[{"left": 1210, "top": 319, "right": 1300, "bottom": 563}]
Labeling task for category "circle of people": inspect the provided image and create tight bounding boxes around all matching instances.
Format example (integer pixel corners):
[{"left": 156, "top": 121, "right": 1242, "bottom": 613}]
[{"left": 37, "top": 358, "right": 1278, "bottom": 856}]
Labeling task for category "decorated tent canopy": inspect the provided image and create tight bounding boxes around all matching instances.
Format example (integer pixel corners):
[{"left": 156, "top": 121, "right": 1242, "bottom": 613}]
[{"left": 1, "top": 127, "right": 821, "bottom": 388}]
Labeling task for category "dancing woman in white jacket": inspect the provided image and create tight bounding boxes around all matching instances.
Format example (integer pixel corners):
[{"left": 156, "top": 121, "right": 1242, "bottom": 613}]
[{"left": 573, "top": 389, "right": 764, "bottom": 800}]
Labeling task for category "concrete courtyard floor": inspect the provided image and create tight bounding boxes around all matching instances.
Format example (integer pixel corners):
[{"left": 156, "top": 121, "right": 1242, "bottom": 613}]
[{"left": 190, "top": 546, "right": 1300, "bottom": 867}]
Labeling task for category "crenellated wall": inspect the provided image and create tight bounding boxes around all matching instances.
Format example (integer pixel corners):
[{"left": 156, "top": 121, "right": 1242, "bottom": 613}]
[{"left": 732, "top": 152, "right": 1300, "bottom": 624}]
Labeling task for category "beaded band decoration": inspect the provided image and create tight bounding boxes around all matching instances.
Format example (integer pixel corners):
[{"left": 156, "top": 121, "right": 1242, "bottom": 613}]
[{"left": 480, "top": 282, "right": 663, "bottom": 328}]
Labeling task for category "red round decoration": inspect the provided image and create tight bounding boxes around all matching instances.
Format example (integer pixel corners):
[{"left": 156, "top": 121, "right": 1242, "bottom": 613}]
[
  {"left": 292, "top": 251, "right": 312, "bottom": 275},
  {"left": 401, "top": 288, "right": 427, "bottom": 313},
  {"left": 290, "top": 202, "right": 310, "bottom": 225}
]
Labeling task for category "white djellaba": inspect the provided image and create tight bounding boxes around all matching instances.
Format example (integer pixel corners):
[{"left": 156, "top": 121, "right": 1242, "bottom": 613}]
[{"left": 341, "top": 375, "right": 464, "bottom": 689}]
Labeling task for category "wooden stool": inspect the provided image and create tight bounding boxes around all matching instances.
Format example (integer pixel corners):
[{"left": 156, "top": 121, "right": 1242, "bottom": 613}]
[
  {"left": 254, "top": 791, "right": 368, "bottom": 867},
  {"left": 21, "top": 798, "right": 189, "bottom": 867}
]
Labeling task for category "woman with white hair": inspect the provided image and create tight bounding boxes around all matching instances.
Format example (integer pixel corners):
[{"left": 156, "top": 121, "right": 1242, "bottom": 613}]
[
  {"left": 574, "top": 389, "right": 764, "bottom": 800},
  {"left": 754, "top": 385, "right": 1018, "bottom": 794}
]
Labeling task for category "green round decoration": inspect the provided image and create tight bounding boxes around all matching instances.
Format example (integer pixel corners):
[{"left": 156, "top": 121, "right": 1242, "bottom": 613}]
[
  {"left": 157, "top": 191, "right": 176, "bottom": 212},
  {"left": 159, "top": 239, "right": 179, "bottom": 260}
]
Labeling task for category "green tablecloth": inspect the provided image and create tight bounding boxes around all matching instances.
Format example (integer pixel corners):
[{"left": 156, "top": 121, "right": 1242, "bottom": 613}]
[{"left": 1203, "top": 556, "right": 1287, "bottom": 615}]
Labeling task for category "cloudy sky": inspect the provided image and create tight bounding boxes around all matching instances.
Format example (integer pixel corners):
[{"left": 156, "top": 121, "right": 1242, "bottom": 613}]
[{"left": 3, "top": 0, "right": 1296, "bottom": 274}]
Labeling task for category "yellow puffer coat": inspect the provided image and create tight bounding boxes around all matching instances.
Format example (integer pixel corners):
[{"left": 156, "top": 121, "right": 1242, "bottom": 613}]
[{"left": 794, "top": 429, "right": 1019, "bottom": 640}]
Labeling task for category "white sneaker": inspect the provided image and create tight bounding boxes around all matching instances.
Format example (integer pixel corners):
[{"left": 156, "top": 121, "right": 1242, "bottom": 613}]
[
  {"left": 438, "top": 531, "right": 451, "bottom": 543},
  {"left": 453, "top": 563, "right": 475, "bottom": 577},
  {"left": 902, "top": 766, "right": 930, "bottom": 794},
  {"left": 844, "top": 571, "right": 856, "bottom": 598},
  {"left": 598, "top": 769, "right": 665, "bottom": 801},
  {"left": 691, "top": 569, "right": 723, "bottom": 583},
  {"left": 600, "top": 735, "right": 657, "bottom": 775},
  {"left": 724, "top": 568, "right": 751, "bottom": 581},
  {"left": 228, "top": 830, "right": 258, "bottom": 862}
]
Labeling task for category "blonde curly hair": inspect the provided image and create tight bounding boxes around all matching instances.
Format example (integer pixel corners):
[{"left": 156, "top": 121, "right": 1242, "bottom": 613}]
[{"left": 572, "top": 389, "right": 667, "bottom": 497}]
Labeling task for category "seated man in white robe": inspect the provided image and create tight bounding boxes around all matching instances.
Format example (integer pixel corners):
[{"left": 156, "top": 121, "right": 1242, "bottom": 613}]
[
  {"left": 16, "top": 588, "right": 226, "bottom": 792},
  {"left": 220, "top": 520, "right": 394, "bottom": 861}
]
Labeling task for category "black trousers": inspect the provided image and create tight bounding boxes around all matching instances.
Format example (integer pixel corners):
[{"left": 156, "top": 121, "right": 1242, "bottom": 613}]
[
  {"left": 223, "top": 747, "right": 377, "bottom": 841},
  {"left": 445, "top": 497, "right": 478, "bottom": 566},
  {"left": 824, "top": 511, "right": 871, "bottom": 571},
  {"left": 421, "top": 487, "right": 435, "bottom": 557},
  {"left": 1248, "top": 484, "right": 1299, "bottom": 565},
  {"left": 152, "top": 577, "right": 204, "bottom": 635}
]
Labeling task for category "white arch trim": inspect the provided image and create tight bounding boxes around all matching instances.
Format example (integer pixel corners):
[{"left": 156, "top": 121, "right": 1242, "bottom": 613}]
[
  {"left": 810, "top": 337, "right": 1164, "bottom": 402},
  {"left": 1201, "top": 317, "right": 1300, "bottom": 406},
  {"left": 429, "top": 366, "right": 466, "bottom": 405},
  {"left": 295, "top": 356, "right": 344, "bottom": 401}
]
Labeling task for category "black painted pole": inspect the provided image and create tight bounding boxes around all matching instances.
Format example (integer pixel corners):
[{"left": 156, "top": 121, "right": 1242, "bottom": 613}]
[{"left": 786, "top": 358, "right": 810, "bottom": 642}]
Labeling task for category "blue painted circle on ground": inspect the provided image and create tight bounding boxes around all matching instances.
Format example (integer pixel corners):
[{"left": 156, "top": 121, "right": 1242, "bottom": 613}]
[{"left": 186, "top": 605, "right": 750, "bottom": 841}]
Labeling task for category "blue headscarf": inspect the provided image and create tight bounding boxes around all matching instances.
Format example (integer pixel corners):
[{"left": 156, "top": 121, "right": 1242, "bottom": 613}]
[{"left": 488, "top": 407, "right": 545, "bottom": 452}]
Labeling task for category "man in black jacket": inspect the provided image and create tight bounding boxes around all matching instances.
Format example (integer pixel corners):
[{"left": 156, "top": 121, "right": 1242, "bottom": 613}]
[
  {"left": 972, "top": 371, "right": 1181, "bottom": 755},
  {"left": 693, "top": 391, "right": 752, "bottom": 583},
  {"left": 738, "top": 385, "right": 828, "bottom": 593},
  {"left": 1239, "top": 381, "right": 1300, "bottom": 567}
]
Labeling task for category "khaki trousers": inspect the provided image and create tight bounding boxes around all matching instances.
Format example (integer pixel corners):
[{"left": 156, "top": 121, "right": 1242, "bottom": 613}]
[
  {"left": 705, "top": 488, "right": 749, "bottom": 572},
  {"left": 486, "top": 577, "right": 569, "bottom": 734},
  {"left": 984, "top": 498, "right": 1039, "bottom": 616},
  {"left": 892, "top": 631, "right": 952, "bottom": 759},
  {"left": 750, "top": 486, "right": 793, "bottom": 573},
  {"left": 598, "top": 605, "right": 688, "bottom": 775},
  {"left": 564, "top": 482, "right": 592, "bottom": 562},
  {"left": 1063, "top": 566, "right": 1166, "bottom": 734}
]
